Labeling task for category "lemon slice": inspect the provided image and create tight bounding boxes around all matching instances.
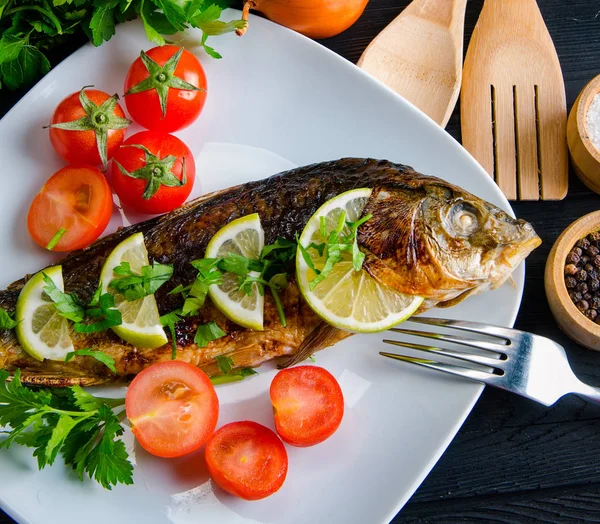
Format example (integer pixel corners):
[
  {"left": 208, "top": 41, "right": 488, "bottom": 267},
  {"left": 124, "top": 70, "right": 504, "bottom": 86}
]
[
  {"left": 296, "top": 188, "right": 423, "bottom": 333},
  {"left": 205, "top": 213, "right": 264, "bottom": 331},
  {"left": 15, "top": 265, "right": 74, "bottom": 361},
  {"left": 100, "top": 232, "right": 167, "bottom": 348}
]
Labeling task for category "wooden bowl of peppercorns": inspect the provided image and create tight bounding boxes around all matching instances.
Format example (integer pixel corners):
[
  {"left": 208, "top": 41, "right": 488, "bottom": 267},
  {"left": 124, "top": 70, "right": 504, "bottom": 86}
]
[{"left": 546, "top": 211, "right": 600, "bottom": 350}]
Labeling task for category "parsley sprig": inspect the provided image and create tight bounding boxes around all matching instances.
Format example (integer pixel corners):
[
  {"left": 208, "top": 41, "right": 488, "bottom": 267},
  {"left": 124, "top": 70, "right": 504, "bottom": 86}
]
[
  {"left": 0, "top": 2, "right": 246, "bottom": 91},
  {"left": 297, "top": 212, "right": 372, "bottom": 291},
  {"left": 0, "top": 369, "right": 132, "bottom": 490}
]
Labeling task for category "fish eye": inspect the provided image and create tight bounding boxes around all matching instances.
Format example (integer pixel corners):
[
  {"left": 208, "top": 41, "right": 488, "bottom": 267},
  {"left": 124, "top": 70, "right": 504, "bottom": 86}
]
[{"left": 445, "top": 202, "right": 483, "bottom": 237}]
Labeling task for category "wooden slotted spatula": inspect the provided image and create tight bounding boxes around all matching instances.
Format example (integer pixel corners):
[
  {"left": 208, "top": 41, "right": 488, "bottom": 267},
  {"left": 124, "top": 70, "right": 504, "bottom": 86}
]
[
  {"left": 461, "top": 0, "right": 568, "bottom": 200},
  {"left": 357, "top": 0, "right": 468, "bottom": 127}
]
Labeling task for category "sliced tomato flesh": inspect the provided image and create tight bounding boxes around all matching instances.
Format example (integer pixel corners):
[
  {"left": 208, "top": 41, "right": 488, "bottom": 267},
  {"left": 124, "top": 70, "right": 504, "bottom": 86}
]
[
  {"left": 270, "top": 365, "right": 344, "bottom": 447},
  {"left": 205, "top": 421, "right": 288, "bottom": 500},
  {"left": 126, "top": 361, "right": 219, "bottom": 458},
  {"left": 27, "top": 165, "right": 112, "bottom": 252}
]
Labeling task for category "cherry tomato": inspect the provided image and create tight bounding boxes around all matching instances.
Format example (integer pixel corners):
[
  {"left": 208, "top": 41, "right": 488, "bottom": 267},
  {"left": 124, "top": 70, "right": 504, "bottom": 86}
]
[
  {"left": 270, "top": 365, "right": 344, "bottom": 447},
  {"left": 126, "top": 361, "right": 219, "bottom": 459},
  {"left": 111, "top": 130, "right": 195, "bottom": 215},
  {"left": 205, "top": 421, "right": 288, "bottom": 500},
  {"left": 49, "top": 87, "right": 130, "bottom": 169},
  {"left": 124, "top": 46, "right": 207, "bottom": 132},
  {"left": 27, "top": 165, "right": 113, "bottom": 252}
]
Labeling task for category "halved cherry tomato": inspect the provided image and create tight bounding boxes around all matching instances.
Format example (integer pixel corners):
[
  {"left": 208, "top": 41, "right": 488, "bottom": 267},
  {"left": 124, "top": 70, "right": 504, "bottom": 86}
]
[
  {"left": 49, "top": 87, "right": 130, "bottom": 169},
  {"left": 27, "top": 165, "right": 113, "bottom": 252},
  {"left": 205, "top": 421, "right": 288, "bottom": 500},
  {"left": 126, "top": 361, "right": 219, "bottom": 458},
  {"left": 270, "top": 365, "right": 344, "bottom": 447},
  {"left": 111, "top": 130, "right": 195, "bottom": 215},
  {"left": 124, "top": 46, "right": 207, "bottom": 133}
]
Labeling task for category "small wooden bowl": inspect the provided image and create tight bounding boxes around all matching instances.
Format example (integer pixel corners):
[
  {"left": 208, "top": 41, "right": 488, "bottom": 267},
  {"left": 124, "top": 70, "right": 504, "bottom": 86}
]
[
  {"left": 545, "top": 210, "right": 600, "bottom": 350},
  {"left": 567, "top": 74, "right": 600, "bottom": 192}
]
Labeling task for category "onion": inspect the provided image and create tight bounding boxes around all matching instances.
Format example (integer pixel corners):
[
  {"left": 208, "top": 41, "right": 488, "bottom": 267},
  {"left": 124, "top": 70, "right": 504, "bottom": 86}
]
[{"left": 237, "top": 0, "right": 369, "bottom": 40}]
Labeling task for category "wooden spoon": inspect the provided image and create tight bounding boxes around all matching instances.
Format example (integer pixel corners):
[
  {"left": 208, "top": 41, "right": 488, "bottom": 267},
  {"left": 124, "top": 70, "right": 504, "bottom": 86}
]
[
  {"left": 461, "top": 0, "right": 568, "bottom": 201},
  {"left": 357, "top": 0, "right": 468, "bottom": 128}
]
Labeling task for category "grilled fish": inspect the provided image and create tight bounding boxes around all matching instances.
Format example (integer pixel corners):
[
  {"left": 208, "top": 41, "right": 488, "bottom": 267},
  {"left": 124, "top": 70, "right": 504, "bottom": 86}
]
[{"left": 0, "top": 158, "right": 540, "bottom": 386}]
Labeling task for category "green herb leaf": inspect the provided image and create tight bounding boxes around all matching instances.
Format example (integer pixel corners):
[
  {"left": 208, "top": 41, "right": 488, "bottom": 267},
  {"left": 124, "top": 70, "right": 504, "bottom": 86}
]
[
  {"left": 0, "top": 34, "right": 25, "bottom": 65},
  {"left": 182, "top": 258, "right": 222, "bottom": 316},
  {"left": 160, "top": 309, "right": 182, "bottom": 359},
  {"left": 215, "top": 354, "right": 234, "bottom": 375},
  {"left": 45, "top": 227, "right": 67, "bottom": 251},
  {"left": 65, "top": 349, "right": 117, "bottom": 373},
  {"left": 210, "top": 367, "right": 257, "bottom": 385},
  {"left": 74, "top": 292, "right": 122, "bottom": 333},
  {"left": 194, "top": 321, "right": 226, "bottom": 348},
  {"left": 89, "top": 0, "right": 119, "bottom": 46},
  {"left": 0, "top": 370, "right": 133, "bottom": 489},
  {"left": 0, "top": 308, "right": 18, "bottom": 330},
  {"left": 42, "top": 273, "right": 86, "bottom": 322},
  {"left": 0, "top": 44, "right": 50, "bottom": 90},
  {"left": 79, "top": 405, "right": 133, "bottom": 489},
  {"left": 302, "top": 213, "right": 372, "bottom": 290},
  {"left": 109, "top": 261, "right": 173, "bottom": 301}
]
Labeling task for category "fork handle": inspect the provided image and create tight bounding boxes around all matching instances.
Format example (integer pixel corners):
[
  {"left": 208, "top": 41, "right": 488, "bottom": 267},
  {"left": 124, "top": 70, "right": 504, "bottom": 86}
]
[{"left": 572, "top": 381, "right": 600, "bottom": 405}]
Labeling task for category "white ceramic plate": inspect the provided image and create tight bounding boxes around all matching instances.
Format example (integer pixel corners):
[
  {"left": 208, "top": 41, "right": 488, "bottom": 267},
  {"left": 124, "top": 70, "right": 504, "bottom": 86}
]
[{"left": 0, "top": 11, "right": 525, "bottom": 524}]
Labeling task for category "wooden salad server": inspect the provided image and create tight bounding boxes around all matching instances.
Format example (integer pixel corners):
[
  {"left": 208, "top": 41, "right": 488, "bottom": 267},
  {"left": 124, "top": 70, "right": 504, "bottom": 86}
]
[
  {"left": 357, "top": 0, "right": 468, "bottom": 128},
  {"left": 461, "top": 0, "right": 568, "bottom": 200}
]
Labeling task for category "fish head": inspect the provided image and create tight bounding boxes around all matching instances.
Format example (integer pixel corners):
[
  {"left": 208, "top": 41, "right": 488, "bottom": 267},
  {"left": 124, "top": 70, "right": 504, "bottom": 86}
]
[{"left": 358, "top": 179, "right": 541, "bottom": 304}]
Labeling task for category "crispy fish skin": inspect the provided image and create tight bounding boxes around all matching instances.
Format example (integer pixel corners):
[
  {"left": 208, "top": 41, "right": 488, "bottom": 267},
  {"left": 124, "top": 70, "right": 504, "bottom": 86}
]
[{"left": 0, "top": 158, "right": 539, "bottom": 386}]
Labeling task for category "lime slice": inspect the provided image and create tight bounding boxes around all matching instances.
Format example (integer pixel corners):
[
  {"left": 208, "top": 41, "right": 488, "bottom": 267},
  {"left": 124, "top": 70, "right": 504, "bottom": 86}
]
[
  {"left": 296, "top": 188, "right": 423, "bottom": 333},
  {"left": 205, "top": 213, "right": 264, "bottom": 331},
  {"left": 15, "top": 265, "right": 74, "bottom": 361},
  {"left": 100, "top": 232, "right": 167, "bottom": 348}
]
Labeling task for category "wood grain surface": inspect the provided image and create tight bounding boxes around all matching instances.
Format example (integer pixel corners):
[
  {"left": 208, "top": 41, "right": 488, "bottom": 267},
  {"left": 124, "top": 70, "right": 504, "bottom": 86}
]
[{"left": 1, "top": 0, "right": 600, "bottom": 522}]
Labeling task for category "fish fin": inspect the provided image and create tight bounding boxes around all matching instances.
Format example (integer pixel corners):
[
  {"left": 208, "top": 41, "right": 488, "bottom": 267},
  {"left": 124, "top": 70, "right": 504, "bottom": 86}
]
[
  {"left": 279, "top": 322, "right": 351, "bottom": 368},
  {"left": 436, "top": 287, "right": 478, "bottom": 308},
  {"left": 362, "top": 253, "right": 412, "bottom": 294},
  {"left": 13, "top": 373, "right": 111, "bottom": 388}
]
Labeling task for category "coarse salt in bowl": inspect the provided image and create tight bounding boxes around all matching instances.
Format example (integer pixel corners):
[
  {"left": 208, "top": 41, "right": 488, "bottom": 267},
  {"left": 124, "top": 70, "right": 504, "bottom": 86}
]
[
  {"left": 586, "top": 93, "right": 600, "bottom": 153},
  {"left": 567, "top": 74, "right": 600, "bottom": 193}
]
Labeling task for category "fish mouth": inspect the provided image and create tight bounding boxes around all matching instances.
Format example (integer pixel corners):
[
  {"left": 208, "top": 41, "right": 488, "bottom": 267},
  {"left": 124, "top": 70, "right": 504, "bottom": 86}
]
[{"left": 503, "top": 235, "right": 542, "bottom": 270}]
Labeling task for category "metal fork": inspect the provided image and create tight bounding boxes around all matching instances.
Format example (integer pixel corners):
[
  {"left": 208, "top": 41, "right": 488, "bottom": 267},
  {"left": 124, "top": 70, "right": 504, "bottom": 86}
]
[{"left": 380, "top": 317, "right": 600, "bottom": 406}]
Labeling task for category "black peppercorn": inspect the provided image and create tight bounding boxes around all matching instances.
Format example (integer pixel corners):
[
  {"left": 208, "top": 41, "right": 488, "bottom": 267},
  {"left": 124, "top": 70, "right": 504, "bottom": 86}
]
[
  {"left": 591, "top": 296, "right": 600, "bottom": 309},
  {"left": 584, "top": 292, "right": 592, "bottom": 301},
  {"left": 566, "top": 252, "right": 581, "bottom": 265},
  {"left": 578, "top": 238, "right": 591, "bottom": 250},
  {"left": 577, "top": 300, "right": 590, "bottom": 312},
  {"left": 588, "top": 246, "right": 600, "bottom": 257},
  {"left": 590, "top": 279, "right": 600, "bottom": 292},
  {"left": 577, "top": 269, "right": 588, "bottom": 281},
  {"left": 585, "top": 263, "right": 595, "bottom": 273},
  {"left": 565, "top": 264, "right": 578, "bottom": 275},
  {"left": 571, "top": 291, "right": 584, "bottom": 302},
  {"left": 586, "top": 309, "right": 598, "bottom": 321},
  {"left": 578, "top": 283, "right": 589, "bottom": 294},
  {"left": 582, "top": 256, "right": 591, "bottom": 265},
  {"left": 565, "top": 276, "right": 577, "bottom": 288},
  {"left": 574, "top": 246, "right": 584, "bottom": 256}
]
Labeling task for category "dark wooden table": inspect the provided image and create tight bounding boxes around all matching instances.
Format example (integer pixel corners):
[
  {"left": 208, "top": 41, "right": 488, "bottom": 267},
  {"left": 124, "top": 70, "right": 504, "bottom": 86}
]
[{"left": 1, "top": 0, "right": 600, "bottom": 522}]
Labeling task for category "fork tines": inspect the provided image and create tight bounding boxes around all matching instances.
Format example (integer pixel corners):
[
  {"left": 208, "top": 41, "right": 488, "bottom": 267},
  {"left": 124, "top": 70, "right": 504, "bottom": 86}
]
[{"left": 380, "top": 317, "right": 515, "bottom": 385}]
